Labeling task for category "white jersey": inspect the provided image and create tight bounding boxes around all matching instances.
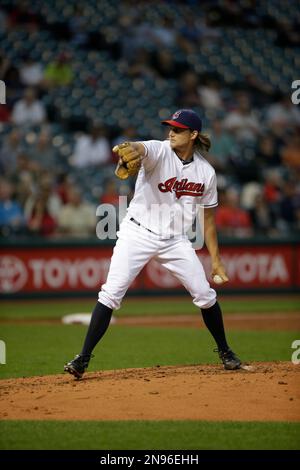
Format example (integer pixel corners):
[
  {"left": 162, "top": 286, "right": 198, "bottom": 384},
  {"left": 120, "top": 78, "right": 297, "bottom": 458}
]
[{"left": 126, "top": 139, "right": 218, "bottom": 238}]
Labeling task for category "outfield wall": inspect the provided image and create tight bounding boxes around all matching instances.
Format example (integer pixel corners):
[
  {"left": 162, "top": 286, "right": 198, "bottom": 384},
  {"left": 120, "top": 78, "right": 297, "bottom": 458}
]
[{"left": 1, "top": 236, "right": 299, "bottom": 298}]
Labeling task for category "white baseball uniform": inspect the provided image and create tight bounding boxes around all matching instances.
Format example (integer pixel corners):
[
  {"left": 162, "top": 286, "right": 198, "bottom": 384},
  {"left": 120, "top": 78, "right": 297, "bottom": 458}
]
[{"left": 98, "top": 139, "right": 218, "bottom": 310}]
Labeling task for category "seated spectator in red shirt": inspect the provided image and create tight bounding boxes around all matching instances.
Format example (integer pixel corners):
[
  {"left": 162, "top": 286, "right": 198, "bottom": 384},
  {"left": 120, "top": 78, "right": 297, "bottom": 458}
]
[
  {"left": 25, "top": 173, "right": 61, "bottom": 236},
  {"left": 27, "top": 195, "right": 56, "bottom": 236},
  {"left": 56, "top": 173, "right": 73, "bottom": 204},
  {"left": 100, "top": 179, "right": 120, "bottom": 207},
  {"left": 216, "top": 188, "right": 253, "bottom": 237},
  {"left": 263, "top": 169, "right": 283, "bottom": 204}
]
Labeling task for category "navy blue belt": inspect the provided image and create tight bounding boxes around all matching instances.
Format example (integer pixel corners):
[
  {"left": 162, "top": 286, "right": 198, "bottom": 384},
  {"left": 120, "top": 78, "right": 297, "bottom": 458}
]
[{"left": 130, "top": 217, "right": 155, "bottom": 234}]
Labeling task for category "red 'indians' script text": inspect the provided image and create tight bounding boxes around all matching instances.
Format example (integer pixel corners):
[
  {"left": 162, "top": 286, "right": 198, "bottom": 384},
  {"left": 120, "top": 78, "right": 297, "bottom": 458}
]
[{"left": 158, "top": 177, "right": 205, "bottom": 199}]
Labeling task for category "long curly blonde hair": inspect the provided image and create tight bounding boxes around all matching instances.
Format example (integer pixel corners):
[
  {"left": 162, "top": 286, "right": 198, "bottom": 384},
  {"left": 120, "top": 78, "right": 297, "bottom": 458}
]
[{"left": 194, "top": 133, "right": 211, "bottom": 152}]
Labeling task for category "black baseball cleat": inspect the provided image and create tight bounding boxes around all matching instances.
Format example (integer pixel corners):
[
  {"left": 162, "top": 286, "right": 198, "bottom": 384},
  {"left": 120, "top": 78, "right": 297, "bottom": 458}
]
[
  {"left": 64, "top": 354, "right": 93, "bottom": 379},
  {"left": 215, "top": 348, "right": 242, "bottom": 370}
]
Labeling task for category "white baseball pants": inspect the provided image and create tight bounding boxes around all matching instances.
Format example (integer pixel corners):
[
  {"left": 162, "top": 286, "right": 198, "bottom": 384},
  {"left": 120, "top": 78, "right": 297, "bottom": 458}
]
[{"left": 98, "top": 218, "right": 216, "bottom": 310}]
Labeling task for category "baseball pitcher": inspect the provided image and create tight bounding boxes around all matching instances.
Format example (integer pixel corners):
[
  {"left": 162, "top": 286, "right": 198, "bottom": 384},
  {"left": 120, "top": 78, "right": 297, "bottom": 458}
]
[{"left": 64, "top": 109, "right": 242, "bottom": 378}]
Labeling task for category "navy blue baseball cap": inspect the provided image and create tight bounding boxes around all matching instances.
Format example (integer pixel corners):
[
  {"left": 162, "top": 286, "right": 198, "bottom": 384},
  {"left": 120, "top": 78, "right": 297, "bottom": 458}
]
[{"left": 162, "top": 109, "right": 202, "bottom": 132}]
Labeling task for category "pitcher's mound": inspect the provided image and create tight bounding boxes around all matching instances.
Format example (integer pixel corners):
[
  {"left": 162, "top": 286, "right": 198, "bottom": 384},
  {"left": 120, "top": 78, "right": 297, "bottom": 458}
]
[{"left": 0, "top": 362, "right": 299, "bottom": 422}]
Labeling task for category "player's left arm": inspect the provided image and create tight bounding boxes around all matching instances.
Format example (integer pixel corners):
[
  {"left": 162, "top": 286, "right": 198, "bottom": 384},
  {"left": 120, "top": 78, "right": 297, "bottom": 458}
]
[{"left": 203, "top": 207, "right": 229, "bottom": 283}]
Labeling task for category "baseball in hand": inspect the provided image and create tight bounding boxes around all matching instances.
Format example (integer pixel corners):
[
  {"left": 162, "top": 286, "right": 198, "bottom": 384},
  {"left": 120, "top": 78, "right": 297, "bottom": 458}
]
[{"left": 213, "top": 274, "right": 224, "bottom": 284}]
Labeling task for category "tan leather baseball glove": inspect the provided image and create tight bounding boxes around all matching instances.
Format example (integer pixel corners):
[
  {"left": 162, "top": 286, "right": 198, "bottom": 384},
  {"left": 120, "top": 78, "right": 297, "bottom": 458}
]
[{"left": 113, "top": 142, "right": 142, "bottom": 179}]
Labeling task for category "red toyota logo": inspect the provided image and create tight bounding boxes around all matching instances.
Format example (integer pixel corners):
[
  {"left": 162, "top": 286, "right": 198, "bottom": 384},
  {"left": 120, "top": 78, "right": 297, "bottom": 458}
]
[{"left": 0, "top": 256, "right": 28, "bottom": 293}]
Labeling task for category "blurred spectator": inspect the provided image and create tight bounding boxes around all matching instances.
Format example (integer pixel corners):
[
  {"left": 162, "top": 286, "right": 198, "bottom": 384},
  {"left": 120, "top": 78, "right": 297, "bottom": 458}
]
[
  {"left": 99, "top": 178, "right": 122, "bottom": 230},
  {"left": 27, "top": 129, "right": 57, "bottom": 169},
  {"left": 267, "top": 121, "right": 287, "bottom": 156},
  {"left": 240, "top": 182, "right": 262, "bottom": 210},
  {"left": 207, "top": 119, "right": 236, "bottom": 172},
  {"left": 152, "top": 16, "right": 177, "bottom": 49},
  {"left": 25, "top": 172, "right": 61, "bottom": 236},
  {"left": 249, "top": 192, "right": 274, "bottom": 236},
  {"left": 262, "top": 169, "right": 283, "bottom": 222},
  {"left": 57, "top": 186, "right": 96, "bottom": 237},
  {"left": 281, "top": 133, "right": 300, "bottom": 172},
  {"left": 43, "top": 53, "right": 73, "bottom": 88},
  {"left": 0, "top": 180, "right": 25, "bottom": 236},
  {"left": 179, "top": 14, "right": 220, "bottom": 53},
  {"left": 121, "top": 18, "right": 153, "bottom": 60},
  {"left": 19, "top": 55, "right": 44, "bottom": 87},
  {"left": 266, "top": 93, "right": 300, "bottom": 127},
  {"left": 12, "top": 152, "right": 38, "bottom": 184},
  {"left": 223, "top": 93, "right": 259, "bottom": 142},
  {"left": 178, "top": 16, "right": 202, "bottom": 53},
  {"left": 100, "top": 179, "right": 119, "bottom": 207},
  {"left": 256, "top": 135, "right": 282, "bottom": 170},
  {"left": 68, "top": 6, "right": 89, "bottom": 48},
  {"left": 0, "top": 129, "right": 23, "bottom": 176},
  {"left": 229, "top": 144, "right": 260, "bottom": 183},
  {"left": 243, "top": 73, "right": 275, "bottom": 107},
  {"left": 215, "top": 188, "right": 253, "bottom": 237},
  {"left": 26, "top": 193, "right": 57, "bottom": 236},
  {"left": 14, "top": 169, "right": 34, "bottom": 209},
  {"left": 177, "top": 71, "right": 201, "bottom": 107},
  {"left": 127, "top": 49, "right": 156, "bottom": 79},
  {"left": 263, "top": 169, "right": 283, "bottom": 205},
  {"left": 198, "top": 77, "right": 223, "bottom": 110},
  {"left": 56, "top": 173, "right": 73, "bottom": 204},
  {"left": 279, "top": 182, "right": 298, "bottom": 230},
  {"left": 11, "top": 87, "right": 46, "bottom": 126},
  {"left": 71, "top": 124, "right": 111, "bottom": 168},
  {"left": 152, "top": 49, "right": 184, "bottom": 80}
]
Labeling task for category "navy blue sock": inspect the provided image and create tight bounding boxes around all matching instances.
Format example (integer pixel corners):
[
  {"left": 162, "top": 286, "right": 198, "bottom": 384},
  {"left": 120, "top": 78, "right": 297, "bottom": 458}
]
[
  {"left": 81, "top": 302, "right": 113, "bottom": 357},
  {"left": 201, "top": 301, "right": 229, "bottom": 352}
]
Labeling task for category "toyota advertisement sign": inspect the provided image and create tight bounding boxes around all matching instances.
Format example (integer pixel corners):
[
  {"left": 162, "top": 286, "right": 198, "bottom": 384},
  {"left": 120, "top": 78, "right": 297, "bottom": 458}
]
[{"left": 0, "top": 241, "right": 299, "bottom": 296}]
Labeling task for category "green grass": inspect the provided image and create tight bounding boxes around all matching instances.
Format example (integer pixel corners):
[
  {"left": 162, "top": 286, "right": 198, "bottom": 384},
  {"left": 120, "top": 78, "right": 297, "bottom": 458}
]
[
  {"left": 1, "top": 297, "right": 299, "bottom": 451},
  {"left": 0, "top": 324, "right": 298, "bottom": 379},
  {"left": 0, "top": 420, "right": 299, "bottom": 450},
  {"left": 0, "top": 296, "right": 299, "bottom": 319}
]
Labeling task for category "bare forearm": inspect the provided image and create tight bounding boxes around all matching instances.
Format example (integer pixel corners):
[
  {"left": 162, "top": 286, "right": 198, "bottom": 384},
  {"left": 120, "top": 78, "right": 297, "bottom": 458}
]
[
  {"left": 203, "top": 209, "right": 220, "bottom": 263},
  {"left": 203, "top": 208, "right": 229, "bottom": 282},
  {"left": 204, "top": 221, "right": 221, "bottom": 264}
]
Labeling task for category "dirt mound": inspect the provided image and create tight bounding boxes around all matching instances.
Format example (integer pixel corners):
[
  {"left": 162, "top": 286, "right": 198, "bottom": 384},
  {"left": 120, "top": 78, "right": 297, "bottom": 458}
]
[{"left": 0, "top": 362, "right": 299, "bottom": 422}]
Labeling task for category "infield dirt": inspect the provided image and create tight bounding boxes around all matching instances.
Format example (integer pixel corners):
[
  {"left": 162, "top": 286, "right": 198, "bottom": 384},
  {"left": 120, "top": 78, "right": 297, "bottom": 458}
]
[{"left": 0, "top": 362, "right": 299, "bottom": 422}]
